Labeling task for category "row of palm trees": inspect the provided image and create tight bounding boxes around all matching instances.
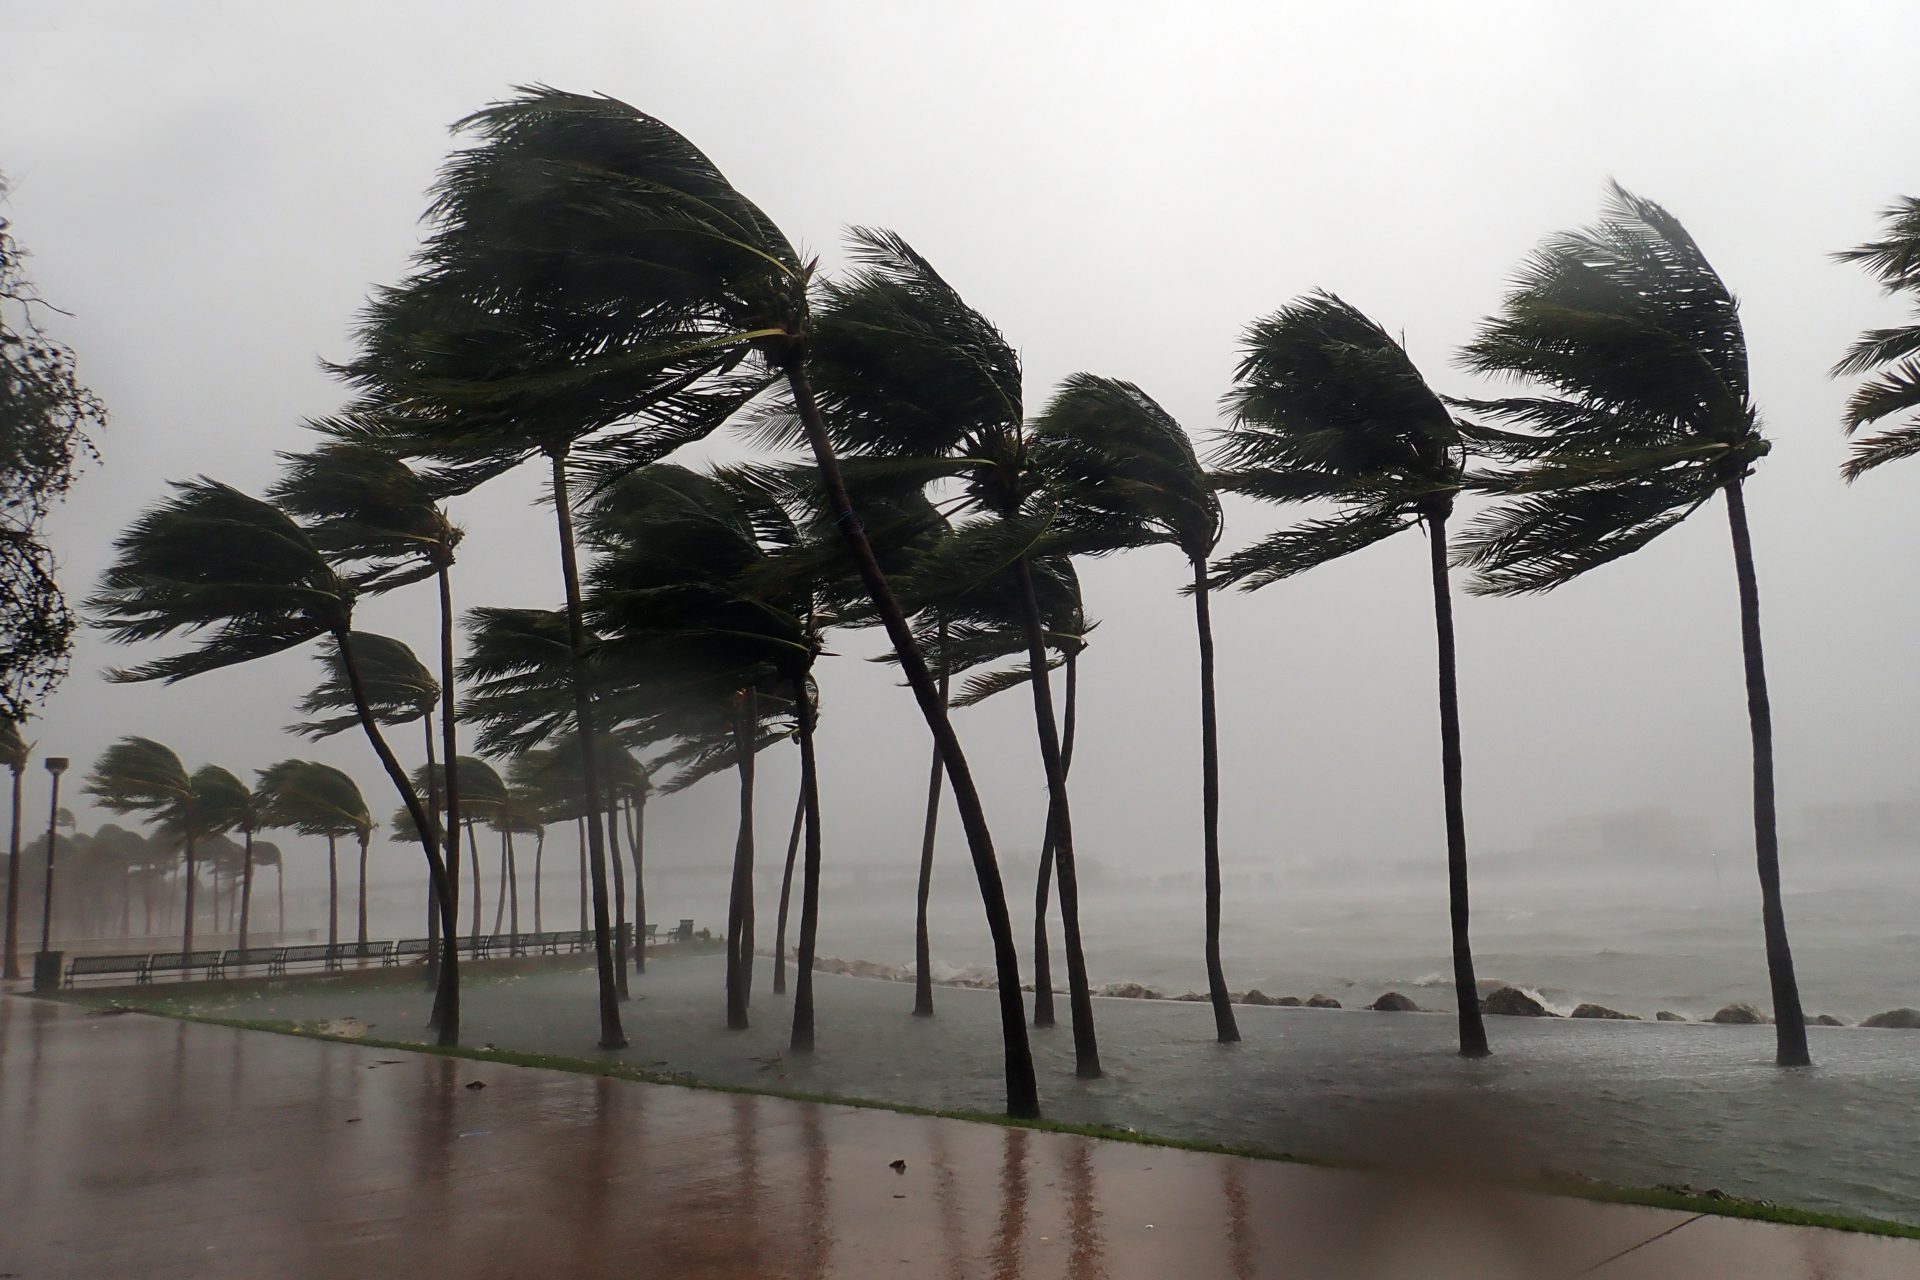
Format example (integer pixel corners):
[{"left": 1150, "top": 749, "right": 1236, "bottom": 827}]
[{"left": 58, "top": 86, "right": 1920, "bottom": 1117}]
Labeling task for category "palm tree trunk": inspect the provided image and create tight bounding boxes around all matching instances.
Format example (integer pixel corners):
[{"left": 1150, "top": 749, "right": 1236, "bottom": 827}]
[
  {"left": 607, "top": 802, "right": 629, "bottom": 1001},
  {"left": 576, "top": 818, "right": 587, "bottom": 933},
  {"left": 1426, "top": 510, "right": 1490, "bottom": 1058},
  {"left": 1724, "top": 480, "right": 1810, "bottom": 1066},
  {"left": 1017, "top": 563, "right": 1100, "bottom": 1078},
  {"left": 1193, "top": 559, "right": 1241, "bottom": 1043},
  {"left": 326, "top": 834, "right": 339, "bottom": 950},
  {"left": 915, "top": 612, "right": 950, "bottom": 1019},
  {"left": 4, "top": 765, "right": 22, "bottom": 979},
  {"left": 335, "top": 623, "right": 459, "bottom": 1044},
  {"left": 276, "top": 865, "right": 284, "bottom": 933},
  {"left": 423, "top": 713, "right": 441, "bottom": 990},
  {"left": 783, "top": 363, "right": 1039, "bottom": 1118},
  {"left": 790, "top": 673, "right": 824, "bottom": 1054},
  {"left": 629, "top": 797, "right": 646, "bottom": 976},
  {"left": 773, "top": 783, "right": 802, "bottom": 996},
  {"left": 356, "top": 832, "right": 370, "bottom": 952},
  {"left": 433, "top": 562, "right": 463, "bottom": 1031},
  {"left": 182, "top": 830, "right": 197, "bottom": 961},
  {"left": 726, "top": 691, "right": 758, "bottom": 1030},
  {"left": 548, "top": 448, "right": 626, "bottom": 1049},
  {"left": 491, "top": 834, "right": 508, "bottom": 936},
  {"left": 1031, "top": 652, "right": 1080, "bottom": 1028},
  {"left": 466, "top": 821, "right": 483, "bottom": 948},
  {"left": 506, "top": 829, "right": 520, "bottom": 943},
  {"left": 238, "top": 830, "right": 254, "bottom": 957},
  {"left": 534, "top": 827, "right": 545, "bottom": 934}
]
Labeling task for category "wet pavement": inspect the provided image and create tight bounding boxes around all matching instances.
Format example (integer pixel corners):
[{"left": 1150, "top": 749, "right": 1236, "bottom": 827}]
[{"left": 2, "top": 993, "right": 1914, "bottom": 1278}]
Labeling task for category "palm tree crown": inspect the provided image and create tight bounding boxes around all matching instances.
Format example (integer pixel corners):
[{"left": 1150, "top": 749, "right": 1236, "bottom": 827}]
[{"left": 1833, "top": 196, "right": 1920, "bottom": 480}]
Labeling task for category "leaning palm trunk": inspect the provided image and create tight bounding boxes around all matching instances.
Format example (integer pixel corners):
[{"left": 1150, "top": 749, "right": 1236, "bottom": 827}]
[
  {"left": 725, "top": 691, "right": 758, "bottom": 1030},
  {"left": 783, "top": 363, "right": 1039, "bottom": 1117},
  {"left": 4, "top": 766, "right": 22, "bottom": 979},
  {"left": 1426, "top": 509, "right": 1489, "bottom": 1058},
  {"left": 1032, "top": 651, "right": 1078, "bottom": 1028},
  {"left": 1724, "top": 481, "right": 1810, "bottom": 1066},
  {"left": 237, "top": 832, "right": 254, "bottom": 957},
  {"left": 607, "top": 802, "right": 629, "bottom": 1000},
  {"left": 492, "top": 836, "right": 508, "bottom": 936},
  {"left": 465, "top": 821, "right": 483, "bottom": 948},
  {"left": 432, "top": 561, "right": 463, "bottom": 1028},
  {"left": 533, "top": 826, "right": 545, "bottom": 934},
  {"left": 914, "top": 612, "right": 950, "bottom": 1018},
  {"left": 548, "top": 448, "right": 626, "bottom": 1049},
  {"left": 790, "top": 674, "right": 825, "bottom": 1053},
  {"left": 1018, "top": 562, "right": 1100, "bottom": 1079},
  {"left": 422, "top": 715, "right": 441, "bottom": 988},
  {"left": 628, "top": 797, "right": 646, "bottom": 975},
  {"left": 1192, "top": 559, "right": 1240, "bottom": 1042},
  {"left": 773, "top": 784, "right": 803, "bottom": 995}
]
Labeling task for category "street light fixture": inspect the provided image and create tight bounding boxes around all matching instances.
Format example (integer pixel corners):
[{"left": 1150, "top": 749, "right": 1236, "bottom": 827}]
[{"left": 33, "top": 756, "right": 68, "bottom": 991}]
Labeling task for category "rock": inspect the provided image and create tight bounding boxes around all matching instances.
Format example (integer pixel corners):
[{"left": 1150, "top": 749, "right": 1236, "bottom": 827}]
[
  {"left": 1811, "top": 1014, "right": 1846, "bottom": 1027},
  {"left": 1655, "top": 1011, "right": 1687, "bottom": 1022},
  {"left": 1480, "top": 986, "right": 1554, "bottom": 1017},
  {"left": 1862, "top": 1008, "right": 1920, "bottom": 1029},
  {"left": 1304, "top": 994, "right": 1342, "bottom": 1009},
  {"left": 1274, "top": 996, "right": 1303, "bottom": 1007},
  {"left": 1369, "top": 992, "right": 1419, "bottom": 1012},
  {"left": 1710, "top": 1003, "right": 1771, "bottom": 1025},
  {"left": 1173, "top": 991, "right": 1208, "bottom": 1002},
  {"left": 1100, "top": 982, "right": 1161, "bottom": 1000},
  {"left": 1238, "top": 990, "right": 1276, "bottom": 1006},
  {"left": 1570, "top": 1003, "right": 1639, "bottom": 1020}
]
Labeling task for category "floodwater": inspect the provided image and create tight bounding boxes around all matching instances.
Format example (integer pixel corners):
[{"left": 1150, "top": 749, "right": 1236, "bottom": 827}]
[
  {"left": 6, "top": 993, "right": 1916, "bottom": 1280},
  {"left": 150, "top": 953, "right": 1920, "bottom": 1227}
]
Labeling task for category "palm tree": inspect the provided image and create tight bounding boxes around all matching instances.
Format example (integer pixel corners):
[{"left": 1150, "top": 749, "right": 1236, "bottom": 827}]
[
  {"left": 83, "top": 738, "right": 225, "bottom": 960},
  {"left": 193, "top": 766, "right": 267, "bottom": 954},
  {"left": 1834, "top": 196, "right": 1920, "bottom": 480},
  {"left": 273, "top": 440, "right": 466, "bottom": 997},
  {"left": 253, "top": 840, "right": 285, "bottom": 934},
  {"left": 1213, "top": 292, "right": 1492, "bottom": 1057},
  {"left": 794, "top": 228, "right": 1101, "bottom": 1079},
  {"left": 258, "top": 759, "right": 372, "bottom": 951},
  {"left": 2, "top": 719, "right": 26, "bottom": 978},
  {"left": 88, "top": 479, "right": 457, "bottom": 1039},
  {"left": 413, "top": 756, "right": 505, "bottom": 949},
  {"left": 1456, "top": 183, "right": 1808, "bottom": 1066}
]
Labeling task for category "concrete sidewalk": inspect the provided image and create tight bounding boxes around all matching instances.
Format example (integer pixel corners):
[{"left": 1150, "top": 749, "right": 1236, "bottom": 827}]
[{"left": 1, "top": 994, "right": 1913, "bottom": 1278}]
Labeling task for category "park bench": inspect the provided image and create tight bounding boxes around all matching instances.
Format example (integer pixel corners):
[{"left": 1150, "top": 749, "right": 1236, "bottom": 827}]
[
  {"left": 64, "top": 952, "right": 152, "bottom": 985},
  {"left": 673, "top": 918, "right": 694, "bottom": 943},
  {"left": 643, "top": 923, "right": 658, "bottom": 944},
  {"left": 225, "top": 946, "right": 284, "bottom": 971},
  {"left": 146, "top": 949, "right": 227, "bottom": 982},
  {"left": 273, "top": 943, "right": 341, "bottom": 975},
  {"left": 388, "top": 937, "right": 433, "bottom": 964}
]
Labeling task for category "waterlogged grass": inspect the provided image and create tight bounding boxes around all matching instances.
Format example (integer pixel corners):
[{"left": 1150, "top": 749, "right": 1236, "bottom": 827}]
[{"left": 51, "top": 990, "right": 1920, "bottom": 1241}]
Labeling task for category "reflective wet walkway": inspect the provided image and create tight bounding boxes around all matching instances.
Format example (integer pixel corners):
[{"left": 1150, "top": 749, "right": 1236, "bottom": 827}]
[{"left": 1, "top": 995, "right": 1913, "bottom": 1279}]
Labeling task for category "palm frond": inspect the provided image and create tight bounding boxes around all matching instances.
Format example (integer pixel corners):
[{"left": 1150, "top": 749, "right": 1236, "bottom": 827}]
[{"left": 1208, "top": 508, "right": 1412, "bottom": 592}]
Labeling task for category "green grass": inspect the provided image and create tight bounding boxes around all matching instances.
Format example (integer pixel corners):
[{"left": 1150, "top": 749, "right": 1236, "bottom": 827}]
[{"left": 52, "top": 992, "right": 1920, "bottom": 1241}]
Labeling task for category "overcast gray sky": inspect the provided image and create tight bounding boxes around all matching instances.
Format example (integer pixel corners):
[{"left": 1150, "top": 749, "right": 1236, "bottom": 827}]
[{"left": 4, "top": 1, "right": 1918, "bottom": 908}]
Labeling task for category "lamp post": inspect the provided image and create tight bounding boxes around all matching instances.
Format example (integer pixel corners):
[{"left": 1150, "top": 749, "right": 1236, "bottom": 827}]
[{"left": 32, "top": 756, "right": 68, "bottom": 991}]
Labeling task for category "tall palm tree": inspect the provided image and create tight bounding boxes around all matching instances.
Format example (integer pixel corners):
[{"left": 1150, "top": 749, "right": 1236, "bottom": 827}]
[
  {"left": 1834, "top": 196, "right": 1920, "bottom": 480},
  {"left": 2, "top": 719, "right": 26, "bottom": 978},
  {"left": 258, "top": 759, "right": 372, "bottom": 951},
  {"left": 87, "top": 480, "right": 457, "bottom": 1038},
  {"left": 193, "top": 766, "right": 267, "bottom": 954},
  {"left": 1213, "top": 292, "right": 1492, "bottom": 1057},
  {"left": 1032, "top": 374, "right": 1245, "bottom": 1041},
  {"left": 1456, "top": 183, "right": 1808, "bottom": 1066},
  {"left": 413, "top": 756, "right": 505, "bottom": 949},
  {"left": 273, "top": 440, "right": 466, "bottom": 999},
  {"left": 83, "top": 738, "right": 225, "bottom": 960},
  {"left": 340, "top": 87, "right": 1034, "bottom": 1114},
  {"left": 793, "top": 228, "right": 1101, "bottom": 1079}
]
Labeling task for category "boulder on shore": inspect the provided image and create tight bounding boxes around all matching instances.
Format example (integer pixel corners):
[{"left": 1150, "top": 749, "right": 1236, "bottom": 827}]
[
  {"left": 1304, "top": 994, "right": 1342, "bottom": 1009},
  {"left": 1570, "top": 1003, "right": 1639, "bottom": 1020},
  {"left": 1238, "top": 990, "right": 1276, "bottom": 1006},
  {"left": 1173, "top": 991, "right": 1208, "bottom": 1002},
  {"left": 1274, "top": 996, "right": 1303, "bottom": 1007},
  {"left": 1862, "top": 1008, "right": 1920, "bottom": 1029},
  {"left": 1481, "top": 986, "right": 1555, "bottom": 1017},
  {"left": 1655, "top": 1011, "right": 1688, "bottom": 1022},
  {"left": 1810, "top": 1014, "right": 1847, "bottom": 1027},
  {"left": 1099, "top": 982, "right": 1162, "bottom": 1000},
  {"left": 1369, "top": 992, "right": 1419, "bottom": 1012},
  {"left": 1710, "top": 1003, "right": 1771, "bottom": 1025}
]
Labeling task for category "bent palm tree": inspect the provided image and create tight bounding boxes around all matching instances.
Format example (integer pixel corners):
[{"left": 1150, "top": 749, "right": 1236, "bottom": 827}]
[
  {"left": 1457, "top": 182, "right": 1808, "bottom": 1066},
  {"left": 259, "top": 760, "right": 371, "bottom": 951},
  {"left": 83, "top": 738, "right": 218, "bottom": 960},
  {"left": 1035, "top": 374, "right": 1242, "bottom": 1042},
  {"left": 193, "top": 766, "right": 267, "bottom": 955},
  {"left": 341, "top": 88, "right": 1033, "bottom": 1114},
  {"left": 87, "top": 479, "right": 457, "bottom": 1041},
  {"left": 1834, "top": 196, "right": 1920, "bottom": 480},
  {"left": 1213, "top": 292, "right": 1491, "bottom": 1057},
  {"left": 2, "top": 720, "right": 25, "bottom": 978}
]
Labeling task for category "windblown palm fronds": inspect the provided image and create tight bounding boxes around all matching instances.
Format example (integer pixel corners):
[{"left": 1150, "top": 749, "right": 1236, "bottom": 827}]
[{"left": 1832, "top": 196, "right": 1920, "bottom": 481}]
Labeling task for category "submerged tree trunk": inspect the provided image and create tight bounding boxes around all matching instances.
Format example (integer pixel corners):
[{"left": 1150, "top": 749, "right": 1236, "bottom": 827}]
[
  {"left": 3, "top": 766, "right": 22, "bottom": 979},
  {"left": 1193, "top": 560, "right": 1241, "bottom": 1043},
  {"left": 1724, "top": 480, "right": 1810, "bottom": 1066},
  {"left": 791, "top": 674, "right": 825, "bottom": 1054},
  {"left": 773, "top": 783, "right": 803, "bottom": 996},
  {"left": 549, "top": 449, "right": 626, "bottom": 1050},
  {"left": 607, "top": 801, "right": 629, "bottom": 1001},
  {"left": 784, "top": 361, "right": 1038, "bottom": 1118},
  {"left": 1016, "top": 561, "right": 1099, "bottom": 1079},
  {"left": 915, "top": 612, "right": 950, "bottom": 1018},
  {"left": 1426, "top": 510, "right": 1490, "bottom": 1058},
  {"left": 726, "top": 691, "right": 758, "bottom": 1030}
]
